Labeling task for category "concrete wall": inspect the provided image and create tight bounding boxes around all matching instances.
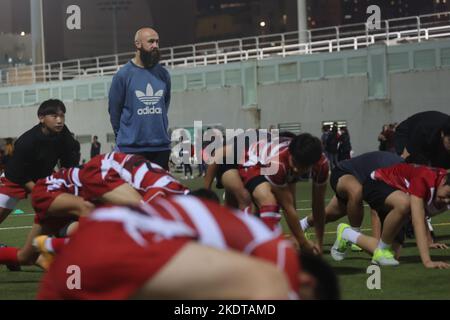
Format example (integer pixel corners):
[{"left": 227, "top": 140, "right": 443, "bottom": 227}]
[
  {"left": 0, "top": 67, "right": 449, "bottom": 161},
  {"left": 0, "top": 86, "right": 258, "bottom": 161},
  {"left": 259, "top": 68, "right": 450, "bottom": 155}
]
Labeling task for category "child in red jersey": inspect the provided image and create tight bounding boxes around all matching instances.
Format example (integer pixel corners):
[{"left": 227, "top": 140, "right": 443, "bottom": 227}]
[{"left": 332, "top": 163, "right": 450, "bottom": 269}]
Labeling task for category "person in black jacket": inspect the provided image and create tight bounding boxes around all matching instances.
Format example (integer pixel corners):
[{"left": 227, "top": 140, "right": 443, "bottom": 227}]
[
  {"left": 394, "top": 111, "right": 450, "bottom": 241},
  {"left": 337, "top": 127, "right": 352, "bottom": 162},
  {"left": 395, "top": 111, "right": 450, "bottom": 169},
  {"left": 0, "top": 99, "right": 79, "bottom": 270},
  {"left": 90, "top": 135, "right": 101, "bottom": 159},
  {"left": 325, "top": 123, "right": 339, "bottom": 170}
]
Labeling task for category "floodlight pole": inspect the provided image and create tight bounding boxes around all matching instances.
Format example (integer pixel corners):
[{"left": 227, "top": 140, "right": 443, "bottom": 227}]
[
  {"left": 30, "top": 0, "right": 46, "bottom": 67},
  {"left": 297, "top": 0, "right": 308, "bottom": 44}
]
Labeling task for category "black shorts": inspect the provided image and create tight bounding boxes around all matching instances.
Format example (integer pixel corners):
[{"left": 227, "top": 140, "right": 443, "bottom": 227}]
[
  {"left": 215, "top": 133, "right": 256, "bottom": 189},
  {"left": 245, "top": 176, "right": 269, "bottom": 194},
  {"left": 363, "top": 179, "right": 405, "bottom": 245},
  {"left": 329, "top": 167, "right": 351, "bottom": 204},
  {"left": 215, "top": 164, "right": 239, "bottom": 189}
]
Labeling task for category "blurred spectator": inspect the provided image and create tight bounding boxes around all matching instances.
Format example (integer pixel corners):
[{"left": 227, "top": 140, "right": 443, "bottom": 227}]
[
  {"left": 385, "top": 124, "right": 396, "bottom": 153},
  {"left": 0, "top": 149, "right": 5, "bottom": 175},
  {"left": 197, "top": 140, "right": 208, "bottom": 177},
  {"left": 325, "top": 123, "right": 339, "bottom": 170},
  {"left": 321, "top": 125, "right": 331, "bottom": 162},
  {"left": 378, "top": 124, "right": 395, "bottom": 153},
  {"left": 179, "top": 136, "right": 193, "bottom": 179},
  {"left": 337, "top": 127, "right": 352, "bottom": 161},
  {"left": 378, "top": 125, "right": 388, "bottom": 151},
  {"left": 3, "top": 138, "right": 14, "bottom": 166},
  {"left": 90, "top": 135, "right": 101, "bottom": 159}
]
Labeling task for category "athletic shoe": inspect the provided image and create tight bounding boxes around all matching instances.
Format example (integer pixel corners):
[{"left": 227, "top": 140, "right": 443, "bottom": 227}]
[
  {"left": 331, "top": 223, "right": 351, "bottom": 261},
  {"left": 371, "top": 248, "right": 399, "bottom": 266},
  {"left": 351, "top": 244, "right": 363, "bottom": 252},
  {"left": 304, "top": 232, "right": 311, "bottom": 241},
  {"left": 0, "top": 244, "right": 21, "bottom": 271},
  {"left": 32, "top": 236, "right": 54, "bottom": 271}
]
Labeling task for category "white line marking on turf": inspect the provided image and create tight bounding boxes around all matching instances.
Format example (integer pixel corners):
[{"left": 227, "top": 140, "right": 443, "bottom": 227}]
[
  {"left": 1, "top": 223, "right": 449, "bottom": 233},
  {"left": 0, "top": 226, "right": 32, "bottom": 231}
]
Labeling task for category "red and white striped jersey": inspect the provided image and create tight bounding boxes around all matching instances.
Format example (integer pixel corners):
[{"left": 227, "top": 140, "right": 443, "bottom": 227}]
[
  {"left": 239, "top": 137, "right": 329, "bottom": 187},
  {"left": 81, "top": 152, "right": 188, "bottom": 200},
  {"left": 88, "top": 196, "right": 300, "bottom": 297},
  {"left": 372, "top": 163, "right": 448, "bottom": 206},
  {"left": 41, "top": 167, "right": 82, "bottom": 196}
]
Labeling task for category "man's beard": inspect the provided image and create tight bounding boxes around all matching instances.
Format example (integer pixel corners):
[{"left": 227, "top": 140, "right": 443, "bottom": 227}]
[{"left": 139, "top": 48, "right": 160, "bottom": 68}]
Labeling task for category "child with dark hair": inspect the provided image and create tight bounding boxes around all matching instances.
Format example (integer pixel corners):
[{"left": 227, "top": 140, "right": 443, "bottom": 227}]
[
  {"left": 299, "top": 252, "right": 340, "bottom": 300},
  {"left": 0, "top": 99, "right": 80, "bottom": 270},
  {"left": 332, "top": 163, "right": 450, "bottom": 269},
  {"left": 205, "top": 132, "right": 329, "bottom": 254}
]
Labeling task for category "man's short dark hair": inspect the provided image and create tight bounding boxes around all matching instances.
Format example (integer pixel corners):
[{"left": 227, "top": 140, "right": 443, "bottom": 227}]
[
  {"left": 189, "top": 188, "right": 220, "bottom": 203},
  {"left": 299, "top": 252, "right": 340, "bottom": 300},
  {"left": 37, "top": 99, "right": 66, "bottom": 117},
  {"left": 288, "top": 133, "right": 322, "bottom": 167},
  {"left": 442, "top": 118, "right": 450, "bottom": 136}
]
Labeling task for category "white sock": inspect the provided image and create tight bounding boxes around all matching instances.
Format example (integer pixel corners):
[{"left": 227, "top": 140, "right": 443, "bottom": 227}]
[
  {"left": 377, "top": 240, "right": 390, "bottom": 250},
  {"left": 351, "top": 226, "right": 361, "bottom": 232},
  {"left": 44, "top": 238, "right": 54, "bottom": 253},
  {"left": 342, "top": 228, "right": 360, "bottom": 244},
  {"left": 299, "top": 217, "right": 310, "bottom": 231}
]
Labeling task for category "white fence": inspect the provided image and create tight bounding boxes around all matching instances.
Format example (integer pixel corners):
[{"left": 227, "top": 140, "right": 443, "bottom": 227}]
[{"left": 1, "top": 11, "right": 450, "bottom": 87}]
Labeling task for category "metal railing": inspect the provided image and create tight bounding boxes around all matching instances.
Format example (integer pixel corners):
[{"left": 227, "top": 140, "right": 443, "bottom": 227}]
[{"left": 1, "top": 11, "right": 450, "bottom": 87}]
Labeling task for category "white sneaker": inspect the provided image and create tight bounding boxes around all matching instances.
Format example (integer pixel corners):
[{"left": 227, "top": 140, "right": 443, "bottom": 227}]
[
  {"left": 371, "top": 248, "right": 399, "bottom": 266},
  {"left": 331, "top": 223, "right": 351, "bottom": 261}
]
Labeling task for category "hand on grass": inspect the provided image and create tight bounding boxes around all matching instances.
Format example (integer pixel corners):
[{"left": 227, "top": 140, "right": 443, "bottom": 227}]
[
  {"left": 424, "top": 260, "right": 450, "bottom": 269},
  {"left": 429, "top": 242, "right": 448, "bottom": 250}
]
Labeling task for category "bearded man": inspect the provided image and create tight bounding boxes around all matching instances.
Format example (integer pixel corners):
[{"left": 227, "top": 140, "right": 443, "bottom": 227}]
[{"left": 108, "top": 28, "right": 172, "bottom": 170}]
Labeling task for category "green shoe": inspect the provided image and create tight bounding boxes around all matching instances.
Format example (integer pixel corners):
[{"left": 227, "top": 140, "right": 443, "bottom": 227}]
[
  {"left": 304, "top": 232, "right": 311, "bottom": 241},
  {"left": 371, "top": 248, "right": 399, "bottom": 266},
  {"left": 331, "top": 223, "right": 351, "bottom": 261},
  {"left": 351, "top": 244, "right": 363, "bottom": 252}
]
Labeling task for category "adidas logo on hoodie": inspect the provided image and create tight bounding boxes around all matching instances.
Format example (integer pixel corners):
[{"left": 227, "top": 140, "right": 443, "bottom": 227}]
[{"left": 135, "top": 83, "right": 163, "bottom": 115}]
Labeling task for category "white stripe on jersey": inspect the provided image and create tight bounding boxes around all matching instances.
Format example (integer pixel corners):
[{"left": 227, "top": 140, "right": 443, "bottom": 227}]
[
  {"left": 428, "top": 187, "right": 435, "bottom": 206},
  {"left": 173, "top": 196, "right": 228, "bottom": 250},
  {"left": 132, "top": 164, "right": 147, "bottom": 189},
  {"left": 276, "top": 240, "right": 290, "bottom": 271},
  {"left": 152, "top": 176, "right": 178, "bottom": 189},
  {"left": 90, "top": 206, "right": 195, "bottom": 246},
  {"left": 100, "top": 153, "right": 132, "bottom": 183},
  {"left": 154, "top": 197, "right": 185, "bottom": 221},
  {"left": 232, "top": 212, "right": 279, "bottom": 255},
  {"left": 71, "top": 168, "right": 82, "bottom": 187}
]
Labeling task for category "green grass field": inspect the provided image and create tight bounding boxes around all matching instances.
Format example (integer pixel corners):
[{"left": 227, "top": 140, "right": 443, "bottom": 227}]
[{"left": 0, "top": 175, "right": 449, "bottom": 300}]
